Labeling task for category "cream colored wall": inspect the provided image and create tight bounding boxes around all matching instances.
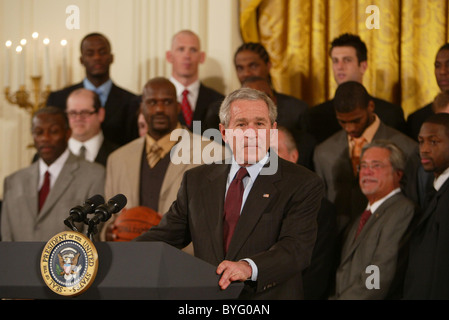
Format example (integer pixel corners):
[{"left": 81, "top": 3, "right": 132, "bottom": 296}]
[{"left": 0, "top": 0, "right": 242, "bottom": 199}]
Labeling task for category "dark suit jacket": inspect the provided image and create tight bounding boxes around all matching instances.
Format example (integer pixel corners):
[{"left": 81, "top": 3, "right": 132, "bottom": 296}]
[
  {"left": 403, "top": 177, "right": 449, "bottom": 299},
  {"left": 313, "top": 121, "right": 419, "bottom": 234},
  {"left": 95, "top": 138, "right": 120, "bottom": 167},
  {"left": 135, "top": 157, "right": 324, "bottom": 299},
  {"left": 406, "top": 103, "right": 434, "bottom": 141},
  {"left": 46, "top": 82, "right": 138, "bottom": 146},
  {"left": 305, "top": 97, "right": 407, "bottom": 144},
  {"left": 302, "top": 197, "right": 338, "bottom": 299},
  {"left": 179, "top": 83, "right": 224, "bottom": 134}
]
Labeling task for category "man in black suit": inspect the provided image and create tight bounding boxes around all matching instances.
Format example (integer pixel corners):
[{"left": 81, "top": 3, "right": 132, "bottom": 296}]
[
  {"left": 135, "top": 88, "right": 324, "bottom": 299},
  {"left": 46, "top": 32, "right": 138, "bottom": 146},
  {"left": 304, "top": 33, "right": 406, "bottom": 144},
  {"left": 66, "top": 88, "right": 119, "bottom": 166},
  {"left": 406, "top": 43, "right": 449, "bottom": 140},
  {"left": 232, "top": 42, "right": 309, "bottom": 130},
  {"left": 166, "top": 30, "right": 224, "bottom": 134},
  {"left": 403, "top": 113, "right": 449, "bottom": 299}
]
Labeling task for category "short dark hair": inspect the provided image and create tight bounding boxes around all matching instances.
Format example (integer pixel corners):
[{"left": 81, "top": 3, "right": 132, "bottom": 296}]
[
  {"left": 33, "top": 106, "right": 69, "bottom": 130},
  {"left": 234, "top": 42, "right": 271, "bottom": 65},
  {"left": 330, "top": 33, "right": 367, "bottom": 63},
  {"left": 333, "top": 81, "right": 371, "bottom": 113},
  {"left": 423, "top": 113, "right": 449, "bottom": 139},
  {"left": 437, "top": 43, "right": 449, "bottom": 54},
  {"left": 80, "top": 32, "right": 111, "bottom": 53}
]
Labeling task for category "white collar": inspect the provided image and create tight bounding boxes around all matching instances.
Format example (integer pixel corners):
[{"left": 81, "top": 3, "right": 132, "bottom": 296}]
[
  {"left": 38, "top": 148, "right": 70, "bottom": 189},
  {"left": 169, "top": 76, "right": 200, "bottom": 110},
  {"left": 68, "top": 131, "right": 104, "bottom": 162},
  {"left": 366, "top": 188, "right": 401, "bottom": 214},
  {"left": 434, "top": 167, "right": 449, "bottom": 191}
]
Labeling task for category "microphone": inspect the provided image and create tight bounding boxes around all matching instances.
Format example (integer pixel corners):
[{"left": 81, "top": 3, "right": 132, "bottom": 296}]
[
  {"left": 64, "top": 194, "right": 105, "bottom": 231},
  {"left": 88, "top": 194, "right": 127, "bottom": 227}
]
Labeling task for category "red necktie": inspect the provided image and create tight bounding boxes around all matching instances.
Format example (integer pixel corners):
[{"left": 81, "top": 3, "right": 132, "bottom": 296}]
[
  {"left": 355, "top": 209, "right": 371, "bottom": 239},
  {"left": 181, "top": 89, "right": 193, "bottom": 127},
  {"left": 39, "top": 171, "right": 51, "bottom": 211},
  {"left": 223, "top": 167, "right": 248, "bottom": 253}
]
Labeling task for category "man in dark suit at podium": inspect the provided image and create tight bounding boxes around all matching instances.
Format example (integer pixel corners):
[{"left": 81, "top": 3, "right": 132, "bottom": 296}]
[
  {"left": 304, "top": 33, "right": 406, "bottom": 144},
  {"left": 136, "top": 88, "right": 324, "bottom": 300},
  {"left": 46, "top": 32, "right": 138, "bottom": 146}
]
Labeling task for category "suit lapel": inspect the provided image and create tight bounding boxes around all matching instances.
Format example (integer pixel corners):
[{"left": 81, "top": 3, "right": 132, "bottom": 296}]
[
  {"left": 193, "top": 84, "right": 208, "bottom": 121},
  {"left": 201, "top": 164, "right": 230, "bottom": 261},
  {"left": 38, "top": 154, "right": 78, "bottom": 220},
  {"left": 226, "top": 161, "right": 282, "bottom": 259},
  {"left": 416, "top": 178, "right": 449, "bottom": 228},
  {"left": 341, "top": 193, "right": 401, "bottom": 263},
  {"left": 25, "top": 163, "right": 40, "bottom": 217}
]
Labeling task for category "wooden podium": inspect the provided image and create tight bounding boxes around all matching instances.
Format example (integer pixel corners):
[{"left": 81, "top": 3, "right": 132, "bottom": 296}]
[{"left": 0, "top": 241, "right": 243, "bottom": 300}]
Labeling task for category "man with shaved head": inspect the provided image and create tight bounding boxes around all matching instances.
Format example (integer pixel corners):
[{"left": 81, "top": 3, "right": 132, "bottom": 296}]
[
  {"left": 102, "top": 77, "right": 224, "bottom": 243},
  {"left": 166, "top": 30, "right": 224, "bottom": 132}
]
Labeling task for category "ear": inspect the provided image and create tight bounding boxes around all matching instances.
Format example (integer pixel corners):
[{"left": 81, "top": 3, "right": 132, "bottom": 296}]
[
  {"left": 65, "top": 128, "right": 72, "bottom": 141},
  {"left": 291, "top": 149, "right": 299, "bottom": 163},
  {"left": 199, "top": 51, "right": 206, "bottom": 64},
  {"left": 219, "top": 123, "right": 227, "bottom": 143},
  {"left": 97, "top": 107, "right": 106, "bottom": 123},
  {"left": 166, "top": 50, "right": 173, "bottom": 63},
  {"left": 359, "top": 60, "right": 368, "bottom": 75},
  {"left": 367, "top": 99, "right": 375, "bottom": 113},
  {"left": 80, "top": 55, "right": 84, "bottom": 66}
]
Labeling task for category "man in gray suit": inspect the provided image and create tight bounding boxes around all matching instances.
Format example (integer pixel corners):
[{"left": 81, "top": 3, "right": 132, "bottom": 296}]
[
  {"left": 313, "top": 81, "right": 419, "bottom": 236},
  {"left": 135, "top": 88, "right": 324, "bottom": 299},
  {"left": 1, "top": 107, "right": 105, "bottom": 241},
  {"left": 332, "top": 140, "right": 417, "bottom": 299}
]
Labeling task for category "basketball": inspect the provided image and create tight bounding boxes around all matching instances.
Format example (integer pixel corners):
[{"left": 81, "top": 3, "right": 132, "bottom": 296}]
[{"left": 112, "top": 206, "right": 161, "bottom": 241}]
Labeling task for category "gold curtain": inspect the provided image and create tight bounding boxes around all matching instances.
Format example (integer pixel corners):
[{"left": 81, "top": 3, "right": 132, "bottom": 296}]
[{"left": 239, "top": 0, "right": 449, "bottom": 117}]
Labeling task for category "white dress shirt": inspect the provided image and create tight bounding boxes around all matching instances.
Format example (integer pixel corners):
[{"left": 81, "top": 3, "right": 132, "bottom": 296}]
[
  {"left": 68, "top": 132, "right": 104, "bottom": 163},
  {"left": 169, "top": 76, "right": 200, "bottom": 112},
  {"left": 38, "top": 148, "right": 70, "bottom": 190}
]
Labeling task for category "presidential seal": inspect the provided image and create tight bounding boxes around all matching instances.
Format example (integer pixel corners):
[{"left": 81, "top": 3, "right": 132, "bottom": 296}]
[{"left": 40, "top": 231, "right": 98, "bottom": 297}]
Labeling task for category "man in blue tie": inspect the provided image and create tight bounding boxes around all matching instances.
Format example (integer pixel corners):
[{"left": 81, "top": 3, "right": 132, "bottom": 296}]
[{"left": 46, "top": 33, "right": 138, "bottom": 146}]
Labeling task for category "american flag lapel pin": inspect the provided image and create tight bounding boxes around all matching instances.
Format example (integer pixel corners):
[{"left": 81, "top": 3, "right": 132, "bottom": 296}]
[{"left": 263, "top": 193, "right": 270, "bottom": 198}]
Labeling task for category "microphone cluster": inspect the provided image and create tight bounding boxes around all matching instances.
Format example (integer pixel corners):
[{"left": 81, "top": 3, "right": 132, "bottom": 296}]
[{"left": 64, "top": 194, "right": 127, "bottom": 239}]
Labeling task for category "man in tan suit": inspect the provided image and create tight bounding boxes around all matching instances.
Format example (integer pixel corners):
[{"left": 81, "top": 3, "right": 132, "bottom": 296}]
[
  {"left": 102, "top": 77, "right": 226, "bottom": 241},
  {"left": 332, "top": 140, "right": 418, "bottom": 299}
]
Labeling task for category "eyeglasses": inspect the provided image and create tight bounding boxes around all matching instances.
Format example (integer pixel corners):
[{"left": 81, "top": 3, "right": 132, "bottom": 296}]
[
  {"left": 358, "top": 162, "right": 390, "bottom": 172},
  {"left": 66, "top": 110, "right": 97, "bottom": 119}
]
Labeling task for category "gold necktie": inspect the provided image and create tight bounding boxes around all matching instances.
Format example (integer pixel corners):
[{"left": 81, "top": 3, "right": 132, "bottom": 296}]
[
  {"left": 351, "top": 137, "right": 366, "bottom": 176},
  {"left": 147, "top": 143, "right": 163, "bottom": 168}
]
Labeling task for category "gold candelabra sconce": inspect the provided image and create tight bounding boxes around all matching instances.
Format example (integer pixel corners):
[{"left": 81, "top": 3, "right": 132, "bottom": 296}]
[{"left": 4, "top": 76, "right": 51, "bottom": 115}]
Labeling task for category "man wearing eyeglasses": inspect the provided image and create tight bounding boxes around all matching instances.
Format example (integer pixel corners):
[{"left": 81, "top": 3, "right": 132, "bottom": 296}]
[
  {"left": 66, "top": 88, "right": 119, "bottom": 166},
  {"left": 331, "top": 140, "right": 418, "bottom": 299},
  {"left": 313, "top": 81, "right": 419, "bottom": 239}
]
